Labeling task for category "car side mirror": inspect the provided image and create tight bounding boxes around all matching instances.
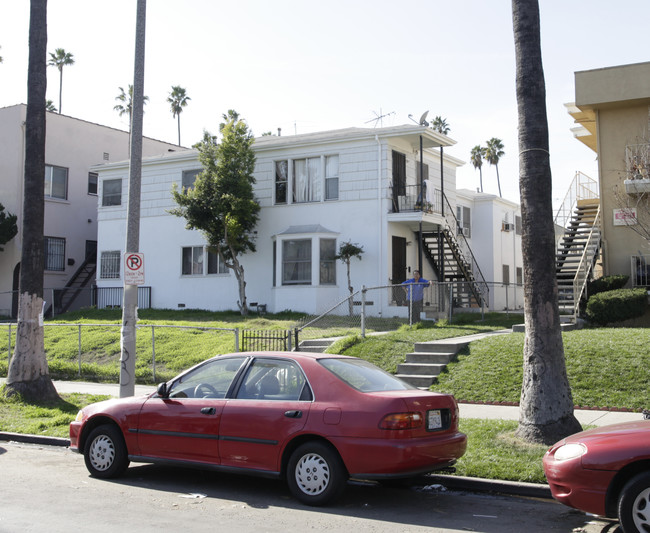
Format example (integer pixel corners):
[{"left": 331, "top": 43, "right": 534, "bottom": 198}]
[{"left": 157, "top": 382, "right": 169, "bottom": 398}]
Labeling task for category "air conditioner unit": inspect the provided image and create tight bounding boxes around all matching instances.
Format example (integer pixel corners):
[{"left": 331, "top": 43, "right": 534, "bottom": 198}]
[
  {"left": 502, "top": 222, "right": 515, "bottom": 231},
  {"left": 462, "top": 227, "right": 471, "bottom": 237}
]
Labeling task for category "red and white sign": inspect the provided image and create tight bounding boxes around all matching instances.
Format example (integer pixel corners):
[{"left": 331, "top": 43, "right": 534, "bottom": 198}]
[
  {"left": 613, "top": 208, "right": 637, "bottom": 226},
  {"left": 124, "top": 252, "right": 145, "bottom": 285}
]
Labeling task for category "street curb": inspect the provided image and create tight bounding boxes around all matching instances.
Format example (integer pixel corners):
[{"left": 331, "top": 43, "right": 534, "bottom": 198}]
[
  {"left": 0, "top": 431, "right": 70, "bottom": 447},
  {"left": 0, "top": 431, "right": 551, "bottom": 500}
]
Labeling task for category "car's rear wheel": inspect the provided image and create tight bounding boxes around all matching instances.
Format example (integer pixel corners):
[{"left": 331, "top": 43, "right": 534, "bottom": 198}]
[
  {"left": 287, "top": 441, "right": 347, "bottom": 506},
  {"left": 618, "top": 471, "right": 650, "bottom": 533},
  {"left": 83, "top": 424, "right": 129, "bottom": 479}
]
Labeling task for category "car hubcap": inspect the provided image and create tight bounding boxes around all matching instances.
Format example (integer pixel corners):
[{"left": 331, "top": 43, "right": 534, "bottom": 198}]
[
  {"left": 632, "top": 487, "right": 650, "bottom": 531},
  {"left": 295, "top": 453, "right": 330, "bottom": 496},
  {"left": 89, "top": 435, "right": 115, "bottom": 471}
]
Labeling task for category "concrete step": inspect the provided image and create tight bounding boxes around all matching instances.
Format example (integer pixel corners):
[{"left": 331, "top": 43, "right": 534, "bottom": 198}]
[
  {"left": 396, "top": 362, "right": 447, "bottom": 376},
  {"left": 405, "top": 351, "right": 454, "bottom": 364},
  {"left": 395, "top": 374, "right": 437, "bottom": 388},
  {"left": 298, "top": 338, "right": 337, "bottom": 353}
]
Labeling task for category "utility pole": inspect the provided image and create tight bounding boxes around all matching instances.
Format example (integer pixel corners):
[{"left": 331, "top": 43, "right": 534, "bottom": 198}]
[{"left": 120, "top": 0, "right": 146, "bottom": 398}]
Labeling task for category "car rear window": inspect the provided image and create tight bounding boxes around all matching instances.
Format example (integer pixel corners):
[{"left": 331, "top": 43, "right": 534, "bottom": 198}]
[{"left": 319, "top": 358, "right": 415, "bottom": 392}]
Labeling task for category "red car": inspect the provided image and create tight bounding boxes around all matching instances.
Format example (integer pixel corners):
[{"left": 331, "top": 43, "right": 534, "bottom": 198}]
[
  {"left": 543, "top": 421, "right": 650, "bottom": 533},
  {"left": 70, "top": 352, "right": 466, "bottom": 505}
]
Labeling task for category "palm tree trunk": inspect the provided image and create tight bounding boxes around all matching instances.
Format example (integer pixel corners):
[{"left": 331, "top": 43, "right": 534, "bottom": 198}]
[
  {"left": 58, "top": 67, "right": 63, "bottom": 113},
  {"left": 479, "top": 169, "right": 483, "bottom": 192},
  {"left": 177, "top": 115, "right": 181, "bottom": 146},
  {"left": 7, "top": 0, "right": 59, "bottom": 402},
  {"left": 496, "top": 165, "right": 502, "bottom": 197},
  {"left": 512, "top": 0, "right": 580, "bottom": 444}
]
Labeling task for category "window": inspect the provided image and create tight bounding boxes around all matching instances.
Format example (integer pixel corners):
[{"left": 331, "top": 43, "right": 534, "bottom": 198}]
[
  {"left": 457, "top": 205, "right": 471, "bottom": 237},
  {"left": 502, "top": 264, "right": 510, "bottom": 285},
  {"left": 182, "top": 169, "right": 201, "bottom": 190},
  {"left": 392, "top": 151, "right": 406, "bottom": 197},
  {"left": 275, "top": 160, "right": 288, "bottom": 204},
  {"left": 236, "top": 359, "right": 310, "bottom": 401},
  {"left": 207, "top": 248, "right": 228, "bottom": 274},
  {"left": 88, "top": 173, "right": 98, "bottom": 195},
  {"left": 515, "top": 215, "right": 522, "bottom": 235},
  {"left": 516, "top": 267, "right": 523, "bottom": 285},
  {"left": 282, "top": 239, "right": 311, "bottom": 285},
  {"left": 319, "top": 238, "right": 336, "bottom": 285},
  {"left": 182, "top": 246, "right": 204, "bottom": 275},
  {"left": 325, "top": 155, "right": 339, "bottom": 200},
  {"left": 293, "top": 157, "right": 322, "bottom": 203},
  {"left": 44, "top": 237, "right": 65, "bottom": 271},
  {"left": 102, "top": 179, "right": 122, "bottom": 206},
  {"left": 167, "top": 357, "right": 247, "bottom": 399},
  {"left": 100, "top": 251, "right": 121, "bottom": 279},
  {"left": 44, "top": 165, "right": 68, "bottom": 200}
]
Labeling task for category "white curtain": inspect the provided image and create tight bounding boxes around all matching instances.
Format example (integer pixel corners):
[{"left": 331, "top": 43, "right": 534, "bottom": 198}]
[{"left": 293, "top": 157, "right": 321, "bottom": 202}]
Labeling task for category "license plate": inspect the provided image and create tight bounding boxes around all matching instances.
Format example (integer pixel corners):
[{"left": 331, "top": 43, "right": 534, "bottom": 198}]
[{"left": 427, "top": 409, "right": 442, "bottom": 430}]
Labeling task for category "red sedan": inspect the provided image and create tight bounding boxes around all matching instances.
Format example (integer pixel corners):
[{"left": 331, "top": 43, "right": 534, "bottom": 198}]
[
  {"left": 543, "top": 420, "right": 650, "bottom": 533},
  {"left": 70, "top": 352, "right": 466, "bottom": 505}
]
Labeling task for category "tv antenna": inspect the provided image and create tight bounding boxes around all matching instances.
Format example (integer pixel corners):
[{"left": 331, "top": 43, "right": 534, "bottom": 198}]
[
  {"left": 365, "top": 108, "right": 395, "bottom": 128},
  {"left": 408, "top": 111, "right": 430, "bottom": 127}
]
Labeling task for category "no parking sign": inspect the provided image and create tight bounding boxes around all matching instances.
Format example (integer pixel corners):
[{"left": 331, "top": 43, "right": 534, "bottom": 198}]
[{"left": 124, "top": 252, "right": 145, "bottom": 285}]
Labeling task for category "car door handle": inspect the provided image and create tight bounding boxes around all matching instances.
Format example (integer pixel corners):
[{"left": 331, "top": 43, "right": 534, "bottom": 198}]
[
  {"left": 201, "top": 407, "right": 216, "bottom": 415},
  {"left": 284, "top": 410, "right": 302, "bottom": 418}
]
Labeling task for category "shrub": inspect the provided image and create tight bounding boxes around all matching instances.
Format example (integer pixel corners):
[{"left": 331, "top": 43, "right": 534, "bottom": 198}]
[
  {"left": 587, "top": 275, "right": 629, "bottom": 297},
  {"left": 586, "top": 288, "right": 648, "bottom": 325}
]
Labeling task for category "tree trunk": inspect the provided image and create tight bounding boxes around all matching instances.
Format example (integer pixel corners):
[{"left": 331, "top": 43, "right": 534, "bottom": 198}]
[
  {"left": 512, "top": 0, "right": 581, "bottom": 444},
  {"left": 6, "top": 0, "right": 59, "bottom": 403},
  {"left": 230, "top": 254, "right": 248, "bottom": 316}
]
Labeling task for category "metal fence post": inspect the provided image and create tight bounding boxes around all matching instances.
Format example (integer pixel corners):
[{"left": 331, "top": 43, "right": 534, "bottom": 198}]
[
  {"left": 361, "top": 285, "right": 367, "bottom": 338},
  {"left": 78, "top": 324, "right": 82, "bottom": 376},
  {"left": 287, "top": 329, "right": 292, "bottom": 351},
  {"left": 8, "top": 323, "right": 11, "bottom": 365},
  {"left": 448, "top": 283, "right": 454, "bottom": 322},
  {"left": 234, "top": 328, "right": 239, "bottom": 352},
  {"left": 151, "top": 325, "right": 156, "bottom": 383}
]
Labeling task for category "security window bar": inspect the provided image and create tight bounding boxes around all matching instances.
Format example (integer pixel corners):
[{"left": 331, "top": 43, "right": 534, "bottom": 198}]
[
  {"left": 100, "top": 251, "right": 121, "bottom": 279},
  {"left": 44, "top": 237, "right": 65, "bottom": 271}
]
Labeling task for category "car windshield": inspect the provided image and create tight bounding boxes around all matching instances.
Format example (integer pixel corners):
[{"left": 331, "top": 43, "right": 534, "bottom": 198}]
[{"left": 319, "top": 358, "right": 415, "bottom": 392}]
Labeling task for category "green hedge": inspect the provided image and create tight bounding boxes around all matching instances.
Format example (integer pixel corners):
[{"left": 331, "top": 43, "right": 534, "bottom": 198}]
[
  {"left": 587, "top": 275, "right": 629, "bottom": 296},
  {"left": 586, "top": 288, "right": 648, "bottom": 325}
]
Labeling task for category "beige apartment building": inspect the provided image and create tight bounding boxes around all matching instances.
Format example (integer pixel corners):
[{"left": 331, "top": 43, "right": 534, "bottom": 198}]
[
  {"left": 0, "top": 104, "right": 181, "bottom": 317},
  {"left": 568, "top": 62, "right": 650, "bottom": 288}
]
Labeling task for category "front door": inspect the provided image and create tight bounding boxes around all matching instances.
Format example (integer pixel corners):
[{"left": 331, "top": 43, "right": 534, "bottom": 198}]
[{"left": 392, "top": 237, "right": 407, "bottom": 306}]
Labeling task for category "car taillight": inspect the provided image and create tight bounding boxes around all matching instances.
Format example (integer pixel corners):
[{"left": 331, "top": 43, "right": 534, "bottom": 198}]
[{"left": 379, "top": 412, "right": 423, "bottom": 430}]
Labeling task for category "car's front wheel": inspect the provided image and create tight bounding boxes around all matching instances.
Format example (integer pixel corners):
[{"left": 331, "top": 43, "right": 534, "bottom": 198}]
[
  {"left": 83, "top": 424, "right": 129, "bottom": 479},
  {"left": 287, "top": 441, "right": 347, "bottom": 506},
  {"left": 618, "top": 471, "right": 650, "bottom": 533}
]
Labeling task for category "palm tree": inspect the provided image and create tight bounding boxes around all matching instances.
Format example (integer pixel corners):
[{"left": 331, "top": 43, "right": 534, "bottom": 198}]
[
  {"left": 470, "top": 145, "right": 487, "bottom": 192},
  {"left": 167, "top": 85, "right": 191, "bottom": 146},
  {"left": 431, "top": 116, "right": 450, "bottom": 135},
  {"left": 114, "top": 85, "right": 149, "bottom": 126},
  {"left": 512, "top": 0, "right": 581, "bottom": 444},
  {"left": 485, "top": 137, "right": 505, "bottom": 197},
  {"left": 48, "top": 48, "right": 74, "bottom": 114},
  {"left": 6, "top": 0, "right": 59, "bottom": 402}
]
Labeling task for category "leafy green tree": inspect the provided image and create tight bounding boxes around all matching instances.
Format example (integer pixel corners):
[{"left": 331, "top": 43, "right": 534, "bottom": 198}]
[
  {"left": 431, "top": 116, "right": 450, "bottom": 135},
  {"left": 113, "top": 85, "right": 149, "bottom": 125},
  {"left": 7, "top": 0, "right": 60, "bottom": 402},
  {"left": 336, "top": 241, "right": 364, "bottom": 316},
  {"left": 470, "top": 145, "right": 487, "bottom": 192},
  {"left": 167, "top": 85, "right": 190, "bottom": 146},
  {"left": 45, "top": 99, "right": 56, "bottom": 112},
  {"left": 170, "top": 112, "right": 259, "bottom": 315},
  {"left": 512, "top": 0, "right": 581, "bottom": 444},
  {"left": 0, "top": 203, "right": 18, "bottom": 251},
  {"left": 47, "top": 47, "right": 74, "bottom": 114},
  {"left": 485, "top": 137, "right": 505, "bottom": 197}
]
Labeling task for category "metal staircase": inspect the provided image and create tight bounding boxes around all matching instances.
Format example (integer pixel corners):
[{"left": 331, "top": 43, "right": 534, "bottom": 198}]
[
  {"left": 420, "top": 226, "right": 487, "bottom": 308},
  {"left": 556, "top": 199, "right": 601, "bottom": 320},
  {"left": 48, "top": 254, "right": 97, "bottom": 315}
]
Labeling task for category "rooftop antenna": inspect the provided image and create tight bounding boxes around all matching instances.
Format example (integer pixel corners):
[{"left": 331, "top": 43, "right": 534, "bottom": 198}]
[
  {"left": 365, "top": 108, "right": 395, "bottom": 128},
  {"left": 408, "top": 110, "right": 430, "bottom": 127}
]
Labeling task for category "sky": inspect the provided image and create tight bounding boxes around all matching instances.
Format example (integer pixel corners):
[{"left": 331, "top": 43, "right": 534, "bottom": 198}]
[{"left": 2, "top": 0, "right": 649, "bottom": 206}]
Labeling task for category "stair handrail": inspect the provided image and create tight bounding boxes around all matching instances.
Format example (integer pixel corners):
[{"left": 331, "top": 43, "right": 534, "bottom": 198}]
[
  {"left": 554, "top": 171, "right": 599, "bottom": 230},
  {"left": 441, "top": 193, "right": 489, "bottom": 306},
  {"left": 571, "top": 205, "right": 601, "bottom": 320}
]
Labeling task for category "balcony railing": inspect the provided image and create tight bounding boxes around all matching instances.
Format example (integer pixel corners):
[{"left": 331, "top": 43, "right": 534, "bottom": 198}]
[{"left": 392, "top": 184, "right": 442, "bottom": 214}]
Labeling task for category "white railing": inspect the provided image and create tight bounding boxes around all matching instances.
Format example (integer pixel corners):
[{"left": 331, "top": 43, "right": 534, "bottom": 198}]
[
  {"left": 554, "top": 171, "right": 599, "bottom": 230},
  {"left": 572, "top": 205, "right": 601, "bottom": 319}
]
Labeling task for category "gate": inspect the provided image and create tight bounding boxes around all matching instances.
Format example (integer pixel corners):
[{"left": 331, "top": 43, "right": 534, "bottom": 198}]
[{"left": 241, "top": 329, "right": 296, "bottom": 351}]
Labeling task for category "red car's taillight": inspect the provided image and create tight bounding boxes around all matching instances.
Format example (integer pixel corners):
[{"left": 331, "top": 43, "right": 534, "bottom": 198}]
[{"left": 379, "top": 412, "right": 423, "bottom": 430}]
